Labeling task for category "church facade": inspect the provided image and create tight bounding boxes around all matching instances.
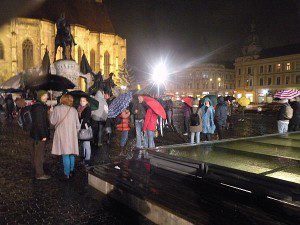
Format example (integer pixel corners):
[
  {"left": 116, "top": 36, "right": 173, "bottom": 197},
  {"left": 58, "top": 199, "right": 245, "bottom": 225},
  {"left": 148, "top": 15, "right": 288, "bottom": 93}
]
[{"left": 0, "top": 0, "right": 126, "bottom": 84}]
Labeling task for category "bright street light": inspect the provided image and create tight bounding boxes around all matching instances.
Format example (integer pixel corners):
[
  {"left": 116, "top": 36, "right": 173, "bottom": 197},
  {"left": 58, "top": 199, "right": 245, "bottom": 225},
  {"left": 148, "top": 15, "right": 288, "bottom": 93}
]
[{"left": 152, "top": 62, "right": 168, "bottom": 84}]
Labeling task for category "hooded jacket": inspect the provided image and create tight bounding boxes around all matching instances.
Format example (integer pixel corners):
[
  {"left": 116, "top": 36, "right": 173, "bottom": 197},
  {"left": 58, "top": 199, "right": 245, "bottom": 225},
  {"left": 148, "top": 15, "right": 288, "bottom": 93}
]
[
  {"left": 215, "top": 96, "right": 228, "bottom": 126},
  {"left": 92, "top": 91, "right": 108, "bottom": 121},
  {"left": 201, "top": 98, "right": 216, "bottom": 134}
]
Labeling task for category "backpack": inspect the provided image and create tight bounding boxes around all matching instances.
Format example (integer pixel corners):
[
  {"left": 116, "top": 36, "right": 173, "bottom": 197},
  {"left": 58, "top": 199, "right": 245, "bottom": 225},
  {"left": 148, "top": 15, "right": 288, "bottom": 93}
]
[
  {"left": 17, "top": 105, "right": 32, "bottom": 131},
  {"left": 190, "top": 108, "right": 200, "bottom": 126},
  {"left": 284, "top": 104, "right": 293, "bottom": 120}
]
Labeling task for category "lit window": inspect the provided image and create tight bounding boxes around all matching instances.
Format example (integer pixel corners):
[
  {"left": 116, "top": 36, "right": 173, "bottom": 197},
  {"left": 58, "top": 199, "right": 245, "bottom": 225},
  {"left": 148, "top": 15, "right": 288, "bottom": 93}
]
[
  {"left": 286, "top": 62, "right": 291, "bottom": 71},
  {"left": 0, "top": 41, "right": 4, "bottom": 60},
  {"left": 276, "top": 63, "right": 281, "bottom": 71}
]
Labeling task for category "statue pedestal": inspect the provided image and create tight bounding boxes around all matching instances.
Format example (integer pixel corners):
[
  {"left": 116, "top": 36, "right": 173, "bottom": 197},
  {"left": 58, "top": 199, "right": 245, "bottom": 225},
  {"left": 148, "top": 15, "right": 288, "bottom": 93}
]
[{"left": 50, "top": 60, "right": 92, "bottom": 91}]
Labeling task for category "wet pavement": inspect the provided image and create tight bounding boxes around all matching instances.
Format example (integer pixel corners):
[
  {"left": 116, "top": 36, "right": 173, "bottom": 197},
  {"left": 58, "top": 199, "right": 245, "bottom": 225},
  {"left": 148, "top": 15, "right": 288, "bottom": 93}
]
[
  {"left": 0, "top": 112, "right": 278, "bottom": 225},
  {"left": 0, "top": 120, "right": 153, "bottom": 225}
]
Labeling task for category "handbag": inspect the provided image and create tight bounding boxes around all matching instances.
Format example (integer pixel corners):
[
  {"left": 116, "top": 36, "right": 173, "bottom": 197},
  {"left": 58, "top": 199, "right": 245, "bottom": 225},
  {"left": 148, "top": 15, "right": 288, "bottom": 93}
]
[{"left": 78, "top": 120, "right": 93, "bottom": 141}]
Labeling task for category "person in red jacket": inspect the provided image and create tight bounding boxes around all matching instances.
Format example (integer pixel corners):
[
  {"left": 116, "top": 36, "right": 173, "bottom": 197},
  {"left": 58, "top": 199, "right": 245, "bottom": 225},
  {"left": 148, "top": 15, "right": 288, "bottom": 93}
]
[
  {"left": 116, "top": 108, "right": 130, "bottom": 155},
  {"left": 138, "top": 96, "right": 158, "bottom": 148}
]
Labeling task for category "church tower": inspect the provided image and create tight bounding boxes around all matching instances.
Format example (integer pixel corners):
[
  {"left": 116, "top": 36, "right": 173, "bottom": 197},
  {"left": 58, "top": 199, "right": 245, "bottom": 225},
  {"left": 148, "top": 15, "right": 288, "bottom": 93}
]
[{"left": 241, "top": 23, "right": 262, "bottom": 58}]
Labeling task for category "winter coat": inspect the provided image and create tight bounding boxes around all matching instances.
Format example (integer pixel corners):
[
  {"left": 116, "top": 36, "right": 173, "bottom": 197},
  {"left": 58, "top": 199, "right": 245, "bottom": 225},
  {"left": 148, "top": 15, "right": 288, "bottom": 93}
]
[
  {"left": 182, "top": 103, "right": 191, "bottom": 118},
  {"left": 277, "top": 103, "right": 291, "bottom": 121},
  {"left": 165, "top": 99, "right": 173, "bottom": 111},
  {"left": 91, "top": 91, "right": 108, "bottom": 122},
  {"left": 105, "top": 96, "right": 115, "bottom": 129},
  {"left": 30, "top": 102, "right": 50, "bottom": 141},
  {"left": 190, "top": 107, "right": 203, "bottom": 133},
  {"left": 202, "top": 98, "right": 216, "bottom": 134},
  {"left": 290, "top": 101, "right": 300, "bottom": 126},
  {"left": 215, "top": 97, "right": 228, "bottom": 126},
  {"left": 5, "top": 95, "right": 15, "bottom": 112},
  {"left": 50, "top": 104, "right": 80, "bottom": 156},
  {"left": 79, "top": 106, "right": 91, "bottom": 129},
  {"left": 116, "top": 110, "right": 131, "bottom": 131},
  {"left": 143, "top": 108, "right": 158, "bottom": 132},
  {"left": 132, "top": 99, "right": 146, "bottom": 120}
]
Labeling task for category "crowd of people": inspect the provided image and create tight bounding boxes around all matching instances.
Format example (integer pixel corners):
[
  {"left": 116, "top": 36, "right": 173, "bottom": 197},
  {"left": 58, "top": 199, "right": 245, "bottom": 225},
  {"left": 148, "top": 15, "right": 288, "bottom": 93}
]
[{"left": 1, "top": 89, "right": 300, "bottom": 181}]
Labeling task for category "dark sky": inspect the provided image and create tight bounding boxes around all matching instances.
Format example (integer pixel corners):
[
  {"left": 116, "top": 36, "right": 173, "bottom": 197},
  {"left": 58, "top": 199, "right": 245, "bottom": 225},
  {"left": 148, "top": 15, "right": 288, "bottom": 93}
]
[{"left": 106, "top": 0, "right": 300, "bottom": 74}]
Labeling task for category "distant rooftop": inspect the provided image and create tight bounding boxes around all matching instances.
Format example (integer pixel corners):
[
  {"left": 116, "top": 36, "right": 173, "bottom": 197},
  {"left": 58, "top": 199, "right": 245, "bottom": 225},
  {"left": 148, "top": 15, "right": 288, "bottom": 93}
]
[
  {"left": 259, "top": 43, "right": 300, "bottom": 59},
  {"left": 27, "top": 0, "right": 115, "bottom": 33}
]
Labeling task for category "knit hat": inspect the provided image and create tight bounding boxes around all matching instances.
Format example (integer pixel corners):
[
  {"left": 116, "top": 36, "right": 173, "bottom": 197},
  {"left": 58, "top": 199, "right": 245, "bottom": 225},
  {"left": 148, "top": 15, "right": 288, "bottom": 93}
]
[{"left": 37, "top": 90, "right": 48, "bottom": 102}]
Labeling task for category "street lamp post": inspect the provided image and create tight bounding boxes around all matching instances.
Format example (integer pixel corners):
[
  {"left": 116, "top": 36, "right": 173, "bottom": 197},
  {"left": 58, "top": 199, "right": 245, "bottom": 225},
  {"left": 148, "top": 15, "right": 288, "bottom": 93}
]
[{"left": 152, "top": 62, "right": 168, "bottom": 97}]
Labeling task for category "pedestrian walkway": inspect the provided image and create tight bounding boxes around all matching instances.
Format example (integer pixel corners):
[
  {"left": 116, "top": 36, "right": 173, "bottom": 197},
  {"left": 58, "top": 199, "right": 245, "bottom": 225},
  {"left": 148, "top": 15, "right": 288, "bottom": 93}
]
[{"left": 0, "top": 121, "right": 152, "bottom": 225}]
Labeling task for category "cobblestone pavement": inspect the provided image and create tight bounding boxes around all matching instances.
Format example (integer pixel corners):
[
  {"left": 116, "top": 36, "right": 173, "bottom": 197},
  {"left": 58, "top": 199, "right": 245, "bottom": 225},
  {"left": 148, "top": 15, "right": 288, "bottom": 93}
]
[{"left": 0, "top": 121, "right": 153, "bottom": 225}]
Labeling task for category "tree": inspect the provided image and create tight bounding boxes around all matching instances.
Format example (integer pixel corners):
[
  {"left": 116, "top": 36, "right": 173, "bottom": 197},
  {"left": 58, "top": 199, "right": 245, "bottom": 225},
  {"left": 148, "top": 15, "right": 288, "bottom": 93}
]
[{"left": 117, "top": 59, "right": 135, "bottom": 88}]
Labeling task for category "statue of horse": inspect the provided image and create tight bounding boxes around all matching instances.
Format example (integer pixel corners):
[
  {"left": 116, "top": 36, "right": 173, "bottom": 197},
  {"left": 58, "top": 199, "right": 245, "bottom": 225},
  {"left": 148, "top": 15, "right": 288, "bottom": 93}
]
[{"left": 54, "top": 14, "right": 76, "bottom": 61}]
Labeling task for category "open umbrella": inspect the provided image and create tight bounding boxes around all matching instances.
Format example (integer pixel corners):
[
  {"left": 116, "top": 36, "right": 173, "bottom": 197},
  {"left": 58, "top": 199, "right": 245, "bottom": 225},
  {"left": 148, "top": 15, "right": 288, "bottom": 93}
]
[
  {"left": 225, "top": 96, "right": 236, "bottom": 102},
  {"left": 108, "top": 91, "right": 133, "bottom": 118},
  {"left": 67, "top": 90, "right": 99, "bottom": 111},
  {"left": 0, "top": 74, "right": 25, "bottom": 90},
  {"left": 182, "top": 97, "right": 193, "bottom": 107},
  {"left": 0, "top": 88, "right": 24, "bottom": 93},
  {"left": 274, "top": 90, "right": 300, "bottom": 99},
  {"left": 143, "top": 96, "right": 166, "bottom": 119},
  {"left": 27, "top": 74, "right": 75, "bottom": 91},
  {"left": 201, "top": 95, "right": 217, "bottom": 106}
]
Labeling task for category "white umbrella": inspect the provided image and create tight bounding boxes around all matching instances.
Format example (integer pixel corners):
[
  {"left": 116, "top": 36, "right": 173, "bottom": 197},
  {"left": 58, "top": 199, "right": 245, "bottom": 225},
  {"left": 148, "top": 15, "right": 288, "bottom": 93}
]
[
  {"left": 274, "top": 90, "right": 300, "bottom": 99},
  {"left": 0, "top": 74, "right": 24, "bottom": 89}
]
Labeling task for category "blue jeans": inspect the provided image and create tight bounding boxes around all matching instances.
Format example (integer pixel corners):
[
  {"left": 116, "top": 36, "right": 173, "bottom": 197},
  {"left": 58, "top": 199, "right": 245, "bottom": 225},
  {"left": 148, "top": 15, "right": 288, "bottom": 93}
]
[
  {"left": 120, "top": 131, "right": 128, "bottom": 147},
  {"left": 144, "top": 130, "right": 155, "bottom": 148},
  {"left": 83, "top": 141, "right": 91, "bottom": 160},
  {"left": 191, "top": 132, "right": 200, "bottom": 144},
  {"left": 135, "top": 119, "right": 144, "bottom": 148},
  {"left": 278, "top": 120, "right": 289, "bottom": 134},
  {"left": 62, "top": 155, "right": 75, "bottom": 177}
]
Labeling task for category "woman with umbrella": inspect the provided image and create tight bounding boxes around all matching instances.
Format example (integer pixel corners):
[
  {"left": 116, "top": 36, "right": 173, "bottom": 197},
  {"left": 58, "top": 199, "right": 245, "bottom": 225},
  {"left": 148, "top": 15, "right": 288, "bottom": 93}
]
[
  {"left": 182, "top": 97, "right": 193, "bottom": 135},
  {"left": 50, "top": 94, "right": 80, "bottom": 180},
  {"left": 138, "top": 96, "right": 166, "bottom": 148},
  {"left": 77, "top": 97, "right": 92, "bottom": 166}
]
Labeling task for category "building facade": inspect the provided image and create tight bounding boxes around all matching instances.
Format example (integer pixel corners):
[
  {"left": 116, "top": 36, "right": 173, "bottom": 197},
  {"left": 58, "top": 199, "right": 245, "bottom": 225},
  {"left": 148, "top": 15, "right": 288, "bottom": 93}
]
[
  {"left": 234, "top": 25, "right": 300, "bottom": 103},
  {"left": 165, "top": 63, "right": 235, "bottom": 100},
  {"left": 0, "top": 0, "right": 126, "bottom": 84}
]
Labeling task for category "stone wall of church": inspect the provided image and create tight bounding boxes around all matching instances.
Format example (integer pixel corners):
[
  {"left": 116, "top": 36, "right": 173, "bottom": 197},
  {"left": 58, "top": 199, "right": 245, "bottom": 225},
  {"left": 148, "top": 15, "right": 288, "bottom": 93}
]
[{"left": 0, "top": 17, "right": 127, "bottom": 83}]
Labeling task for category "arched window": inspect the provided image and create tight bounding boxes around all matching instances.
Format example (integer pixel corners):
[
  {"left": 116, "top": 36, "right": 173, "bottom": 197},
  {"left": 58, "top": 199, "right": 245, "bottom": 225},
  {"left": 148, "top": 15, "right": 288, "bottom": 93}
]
[
  {"left": 22, "top": 39, "right": 33, "bottom": 70},
  {"left": 0, "top": 41, "right": 4, "bottom": 59},
  {"left": 90, "top": 49, "right": 95, "bottom": 71},
  {"left": 78, "top": 46, "right": 82, "bottom": 64},
  {"left": 104, "top": 51, "right": 110, "bottom": 76}
]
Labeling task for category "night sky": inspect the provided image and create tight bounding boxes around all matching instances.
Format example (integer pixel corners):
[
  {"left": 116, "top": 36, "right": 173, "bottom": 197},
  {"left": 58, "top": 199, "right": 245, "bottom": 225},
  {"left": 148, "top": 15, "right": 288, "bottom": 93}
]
[{"left": 106, "top": 0, "right": 300, "bottom": 75}]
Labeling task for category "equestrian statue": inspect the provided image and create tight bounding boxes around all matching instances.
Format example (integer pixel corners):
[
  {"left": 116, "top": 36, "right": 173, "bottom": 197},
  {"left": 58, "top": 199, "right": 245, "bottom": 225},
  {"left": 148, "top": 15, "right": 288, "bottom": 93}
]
[{"left": 54, "top": 14, "right": 76, "bottom": 61}]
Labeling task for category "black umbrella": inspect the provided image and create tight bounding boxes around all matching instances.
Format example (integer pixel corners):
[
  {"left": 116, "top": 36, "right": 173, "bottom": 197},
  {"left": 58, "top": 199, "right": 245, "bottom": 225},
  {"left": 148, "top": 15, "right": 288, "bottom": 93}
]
[
  {"left": 0, "top": 88, "right": 24, "bottom": 93},
  {"left": 27, "top": 74, "right": 75, "bottom": 91},
  {"left": 67, "top": 90, "right": 99, "bottom": 111},
  {"left": 225, "top": 96, "right": 236, "bottom": 102}
]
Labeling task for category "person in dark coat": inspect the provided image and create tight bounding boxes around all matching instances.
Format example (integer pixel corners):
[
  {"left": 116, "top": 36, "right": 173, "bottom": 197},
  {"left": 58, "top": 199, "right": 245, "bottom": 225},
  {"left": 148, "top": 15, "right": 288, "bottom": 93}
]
[
  {"left": 165, "top": 98, "right": 173, "bottom": 126},
  {"left": 104, "top": 90, "right": 115, "bottom": 144},
  {"left": 4, "top": 94, "right": 15, "bottom": 121},
  {"left": 277, "top": 99, "right": 292, "bottom": 134},
  {"left": 30, "top": 90, "right": 50, "bottom": 180},
  {"left": 78, "top": 97, "right": 92, "bottom": 165},
  {"left": 289, "top": 97, "right": 300, "bottom": 131},
  {"left": 215, "top": 96, "right": 228, "bottom": 139},
  {"left": 182, "top": 103, "right": 191, "bottom": 135},
  {"left": 132, "top": 96, "right": 146, "bottom": 148}
]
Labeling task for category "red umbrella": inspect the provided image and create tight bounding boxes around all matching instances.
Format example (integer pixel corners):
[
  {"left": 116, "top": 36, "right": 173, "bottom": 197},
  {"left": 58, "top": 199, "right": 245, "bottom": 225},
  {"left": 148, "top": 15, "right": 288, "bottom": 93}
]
[
  {"left": 143, "top": 96, "right": 166, "bottom": 119},
  {"left": 182, "top": 97, "right": 193, "bottom": 107}
]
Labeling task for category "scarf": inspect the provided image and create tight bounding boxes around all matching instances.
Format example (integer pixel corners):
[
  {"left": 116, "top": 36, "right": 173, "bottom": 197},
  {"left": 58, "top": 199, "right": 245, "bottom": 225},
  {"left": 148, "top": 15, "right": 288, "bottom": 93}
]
[{"left": 77, "top": 105, "right": 87, "bottom": 118}]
